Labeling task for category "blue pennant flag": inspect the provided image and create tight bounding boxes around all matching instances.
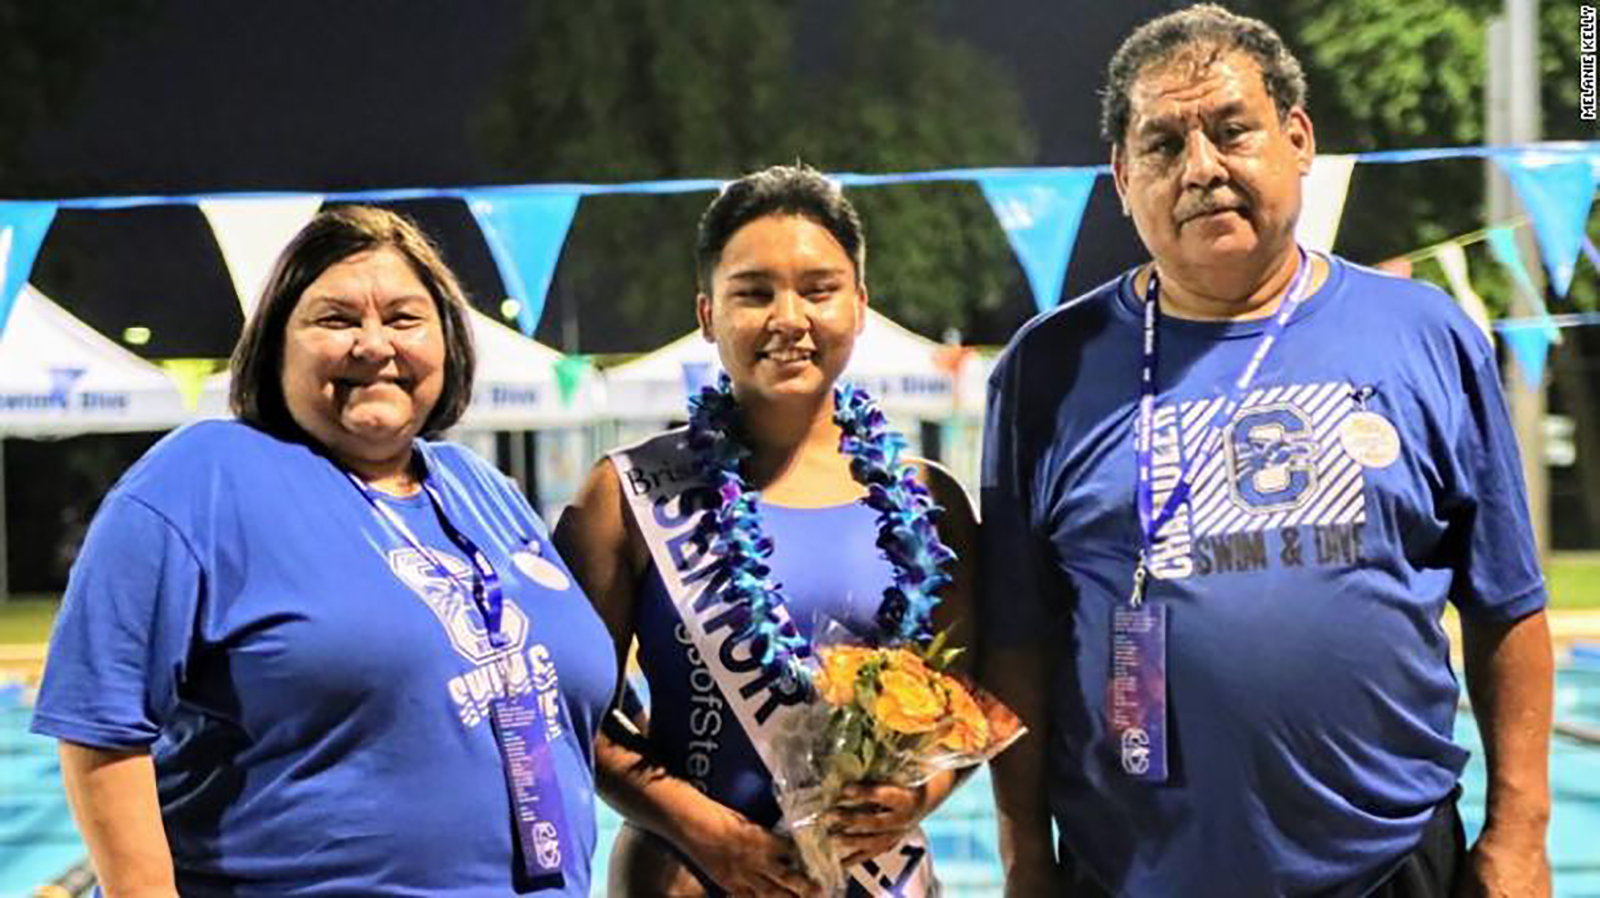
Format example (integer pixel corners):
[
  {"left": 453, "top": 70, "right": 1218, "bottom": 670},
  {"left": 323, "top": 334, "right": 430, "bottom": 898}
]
[
  {"left": 979, "top": 170, "right": 1097, "bottom": 314},
  {"left": 1486, "top": 226, "right": 1560, "bottom": 344},
  {"left": 1497, "top": 152, "right": 1600, "bottom": 297},
  {"left": 1499, "top": 322, "right": 1551, "bottom": 390},
  {"left": 465, "top": 191, "right": 582, "bottom": 336},
  {"left": 0, "top": 201, "right": 58, "bottom": 335},
  {"left": 680, "top": 361, "right": 714, "bottom": 401}
]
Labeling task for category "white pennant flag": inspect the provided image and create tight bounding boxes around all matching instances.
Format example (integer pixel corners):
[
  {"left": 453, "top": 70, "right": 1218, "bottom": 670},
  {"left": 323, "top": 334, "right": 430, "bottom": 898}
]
[
  {"left": 0, "top": 226, "right": 13, "bottom": 294},
  {"left": 1434, "top": 241, "right": 1494, "bottom": 346},
  {"left": 1295, "top": 154, "right": 1356, "bottom": 253},
  {"left": 201, "top": 195, "right": 324, "bottom": 315}
]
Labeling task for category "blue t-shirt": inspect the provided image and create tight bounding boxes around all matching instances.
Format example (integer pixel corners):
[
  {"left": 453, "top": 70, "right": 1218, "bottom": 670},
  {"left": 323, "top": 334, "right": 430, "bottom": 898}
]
[
  {"left": 32, "top": 420, "right": 616, "bottom": 896},
  {"left": 635, "top": 500, "right": 891, "bottom": 827},
  {"left": 980, "top": 257, "right": 1545, "bottom": 897}
]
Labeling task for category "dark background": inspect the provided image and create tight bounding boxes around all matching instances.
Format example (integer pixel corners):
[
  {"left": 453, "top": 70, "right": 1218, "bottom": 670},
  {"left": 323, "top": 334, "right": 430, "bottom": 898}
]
[
  {"left": 10, "top": 0, "right": 1170, "bottom": 358},
  {"left": 1, "top": 1, "right": 1169, "bottom": 590},
  {"left": 4, "top": 1, "right": 1594, "bottom": 590}
]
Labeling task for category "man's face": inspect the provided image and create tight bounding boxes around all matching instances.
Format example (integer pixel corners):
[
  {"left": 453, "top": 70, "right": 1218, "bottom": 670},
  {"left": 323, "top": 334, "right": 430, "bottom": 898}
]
[{"left": 1113, "top": 49, "right": 1314, "bottom": 283}]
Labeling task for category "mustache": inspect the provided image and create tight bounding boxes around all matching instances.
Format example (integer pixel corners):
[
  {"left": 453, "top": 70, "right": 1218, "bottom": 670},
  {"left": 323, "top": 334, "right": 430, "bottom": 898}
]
[{"left": 1175, "top": 192, "right": 1249, "bottom": 224}]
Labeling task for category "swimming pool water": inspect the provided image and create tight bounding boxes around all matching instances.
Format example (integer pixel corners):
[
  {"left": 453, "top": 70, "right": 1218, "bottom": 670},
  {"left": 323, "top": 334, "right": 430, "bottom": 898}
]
[{"left": 5, "top": 667, "right": 1599, "bottom": 896}]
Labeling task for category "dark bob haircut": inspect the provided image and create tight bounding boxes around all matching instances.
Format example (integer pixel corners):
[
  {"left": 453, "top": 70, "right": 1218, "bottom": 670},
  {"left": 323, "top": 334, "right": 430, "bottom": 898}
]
[
  {"left": 1100, "top": 3, "right": 1307, "bottom": 147},
  {"left": 229, "top": 204, "right": 477, "bottom": 440},
  {"left": 695, "top": 163, "right": 866, "bottom": 294}
]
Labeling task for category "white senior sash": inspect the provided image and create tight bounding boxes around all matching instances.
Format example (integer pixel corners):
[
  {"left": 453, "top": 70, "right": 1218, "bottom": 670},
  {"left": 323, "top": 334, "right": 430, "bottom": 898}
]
[{"left": 611, "top": 430, "right": 939, "bottom": 897}]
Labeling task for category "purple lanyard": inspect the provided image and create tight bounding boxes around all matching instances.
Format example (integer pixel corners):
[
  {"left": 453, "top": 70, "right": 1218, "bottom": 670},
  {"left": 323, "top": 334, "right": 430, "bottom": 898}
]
[
  {"left": 1131, "top": 249, "right": 1313, "bottom": 605},
  {"left": 347, "top": 470, "right": 510, "bottom": 648}
]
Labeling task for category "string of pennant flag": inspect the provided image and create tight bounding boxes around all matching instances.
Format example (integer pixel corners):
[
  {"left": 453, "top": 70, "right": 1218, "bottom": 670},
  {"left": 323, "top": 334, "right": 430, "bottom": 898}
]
[{"left": 0, "top": 140, "right": 1596, "bottom": 392}]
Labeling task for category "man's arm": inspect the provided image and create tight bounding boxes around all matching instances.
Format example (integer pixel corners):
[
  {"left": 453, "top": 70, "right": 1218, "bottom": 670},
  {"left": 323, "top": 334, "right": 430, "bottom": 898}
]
[
  {"left": 977, "top": 344, "right": 1064, "bottom": 897},
  {"left": 1458, "top": 608, "right": 1552, "bottom": 898},
  {"left": 982, "top": 642, "right": 1060, "bottom": 896}
]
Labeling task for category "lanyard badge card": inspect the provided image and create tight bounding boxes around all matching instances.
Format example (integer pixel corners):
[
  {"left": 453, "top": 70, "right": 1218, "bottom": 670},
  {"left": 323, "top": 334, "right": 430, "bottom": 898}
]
[
  {"left": 349, "top": 471, "right": 570, "bottom": 888},
  {"left": 1110, "top": 572, "right": 1167, "bottom": 782},
  {"left": 1114, "top": 252, "right": 1312, "bottom": 784},
  {"left": 489, "top": 689, "right": 570, "bottom": 889}
]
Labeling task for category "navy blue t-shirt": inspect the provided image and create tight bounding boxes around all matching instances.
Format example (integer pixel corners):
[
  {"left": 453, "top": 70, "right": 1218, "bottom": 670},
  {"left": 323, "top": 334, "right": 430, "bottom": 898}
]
[
  {"left": 981, "top": 256, "right": 1544, "bottom": 897},
  {"left": 32, "top": 420, "right": 616, "bottom": 896}
]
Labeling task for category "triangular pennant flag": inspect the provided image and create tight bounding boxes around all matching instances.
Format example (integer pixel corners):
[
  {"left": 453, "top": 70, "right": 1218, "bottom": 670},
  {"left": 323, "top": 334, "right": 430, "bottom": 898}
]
[
  {"left": 159, "top": 358, "right": 225, "bottom": 411},
  {"left": 1486, "top": 226, "right": 1561, "bottom": 345},
  {"left": 1294, "top": 154, "right": 1356, "bottom": 253},
  {"left": 1499, "top": 323, "right": 1550, "bottom": 390},
  {"left": 0, "top": 201, "right": 58, "bottom": 335},
  {"left": 1433, "top": 242, "right": 1494, "bottom": 345},
  {"left": 979, "top": 170, "right": 1097, "bottom": 313},
  {"left": 200, "top": 195, "right": 325, "bottom": 315},
  {"left": 1583, "top": 235, "right": 1600, "bottom": 274},
  {"left": 1497, "top": 151, "right": 1600, "bottom": 297},
  {"left": 681, "top": 360, "right": 715, "bottom": 401},
  {"left": 552, "top": 354, "right": 591, "bottom": 407},
  {"left": 466, "top": 191, "right": 581, "bottom": 337}
]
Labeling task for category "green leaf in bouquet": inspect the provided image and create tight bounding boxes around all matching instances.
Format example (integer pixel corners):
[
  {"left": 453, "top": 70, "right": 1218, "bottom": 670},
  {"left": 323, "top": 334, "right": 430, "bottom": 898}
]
[
  {"left": 853, "top": 670, "right": 880, "bottom": 709},
  {"left": 830, "top": 747, "right": 867, "bottom": 782},
  {"left": 937, "top": 645, "right": 965, "bottom": 670},
  {"left": 857, "top": 728, "right": 878, "bottom": 771}
]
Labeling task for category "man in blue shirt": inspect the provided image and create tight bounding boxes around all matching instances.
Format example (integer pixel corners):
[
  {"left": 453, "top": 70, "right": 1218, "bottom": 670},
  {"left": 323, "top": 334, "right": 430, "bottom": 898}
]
[{"left": 981, "top": 5, "right": 1553, "bottom": 896}]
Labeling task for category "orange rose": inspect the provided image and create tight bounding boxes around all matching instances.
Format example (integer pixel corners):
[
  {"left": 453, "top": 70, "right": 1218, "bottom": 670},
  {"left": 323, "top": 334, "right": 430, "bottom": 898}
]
[
  {"left": 937, "top": 676, "right": 990, "bottom": 753},
  {"left": 816, "top": 646, "right": 875, "bottom": 706},
  {"left": 874, "top": 668, "right": 946, "bottom": 734},
  {"left": 883, "top": 648, "right": 936, "bottom": 681}
]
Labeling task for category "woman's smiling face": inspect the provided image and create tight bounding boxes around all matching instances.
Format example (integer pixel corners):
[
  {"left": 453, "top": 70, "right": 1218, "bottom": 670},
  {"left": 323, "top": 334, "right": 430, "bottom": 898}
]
[
  {"left": 279, "top": 246, "right": 446, "bottom": 471},
  {"left": 697, "top": 213, "right": 866, "bottom": 405}
]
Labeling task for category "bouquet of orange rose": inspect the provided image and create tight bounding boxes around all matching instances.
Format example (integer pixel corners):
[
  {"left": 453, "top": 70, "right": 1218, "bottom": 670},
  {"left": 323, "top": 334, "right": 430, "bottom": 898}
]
[
  {"left": 768, "top": 626, "right": 1025, "bottom": 894},
  {"left": 691, "top": 379, "right": 1023, "bottom": 893}
]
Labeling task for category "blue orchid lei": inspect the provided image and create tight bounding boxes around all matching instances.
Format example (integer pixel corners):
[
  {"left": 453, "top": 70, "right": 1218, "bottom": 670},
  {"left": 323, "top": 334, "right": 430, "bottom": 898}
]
[{"left": 685, "top": 373, "right": 956, "bottom": 685}]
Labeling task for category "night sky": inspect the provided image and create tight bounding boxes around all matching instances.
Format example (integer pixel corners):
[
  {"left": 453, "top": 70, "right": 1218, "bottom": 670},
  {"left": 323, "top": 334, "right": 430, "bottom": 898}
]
[{"left": 12, "top": 0, "right": 1171, "bottom": 358}]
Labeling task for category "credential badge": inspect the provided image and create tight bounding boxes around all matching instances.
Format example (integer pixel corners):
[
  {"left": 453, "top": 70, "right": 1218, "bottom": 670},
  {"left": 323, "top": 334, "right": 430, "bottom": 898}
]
[
  {"left": 514, "top": 541, "right": 572, "bottom": 591},
  {"left": 1339, "top": 410, "right": 1401, "bottom": 469}
]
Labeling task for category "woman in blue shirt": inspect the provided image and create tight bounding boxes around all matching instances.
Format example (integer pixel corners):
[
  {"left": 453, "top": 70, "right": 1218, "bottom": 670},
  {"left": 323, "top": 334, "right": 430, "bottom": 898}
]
[{"left": 32, "top": 206, "right": 616, "bottom": 896}]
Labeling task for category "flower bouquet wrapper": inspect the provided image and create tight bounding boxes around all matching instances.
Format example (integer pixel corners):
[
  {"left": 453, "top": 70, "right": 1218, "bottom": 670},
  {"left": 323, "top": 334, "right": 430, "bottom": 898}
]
[{"left": 767, "top": 619, "right": 1027, "bottom": 895}]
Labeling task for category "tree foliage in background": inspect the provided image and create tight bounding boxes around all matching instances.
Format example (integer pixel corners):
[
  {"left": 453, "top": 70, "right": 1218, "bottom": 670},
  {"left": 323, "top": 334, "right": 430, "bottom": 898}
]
[
  {"left": 1237, "top": 0, "right": 1594, "bottom": 313},
  {"left": 478, "top": 0, "right": 1035, "bottom": 350},
  {"left": 1236, "top": 0, "right": 1600, "bottom": 547},
  {"left": 783, "top": 0, "right": 1036, "bottom": 338}
]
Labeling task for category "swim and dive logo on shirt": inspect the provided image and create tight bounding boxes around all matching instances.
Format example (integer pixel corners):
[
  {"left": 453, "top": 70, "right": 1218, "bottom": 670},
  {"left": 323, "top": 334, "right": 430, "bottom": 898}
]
[
  {"left": 1144, "top": 381, "right": 1390, "bottom": 580},
  {"left": 387, "top": 545, "right": 566, "bottom": 734}
]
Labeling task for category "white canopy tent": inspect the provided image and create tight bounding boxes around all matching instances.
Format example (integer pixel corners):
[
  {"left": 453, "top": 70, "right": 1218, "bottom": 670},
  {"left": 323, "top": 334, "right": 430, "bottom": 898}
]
[
  {"left": 601, "top": 307, "right": 973, "bottom": 422},
  {"left": 457, "top": 308, "right": 600, "bottom": 429},
  {"left": 0, "top": 285, "right": 198, "bottom": 598},
  {"left": 0, "top": 286, "right": 194, "bottom": 436}
]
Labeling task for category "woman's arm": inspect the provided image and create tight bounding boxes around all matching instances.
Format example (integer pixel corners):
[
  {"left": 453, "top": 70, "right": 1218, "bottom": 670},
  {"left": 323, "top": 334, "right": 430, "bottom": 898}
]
[
  {"left": 552, "top": 461, "right": 818, "bottom": 897},
  {"left": 829, "top": 459, "right": 981, "bottom": 867},
  {"left": 58, "top": 742, "right": 177, "bottom": 898}
]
